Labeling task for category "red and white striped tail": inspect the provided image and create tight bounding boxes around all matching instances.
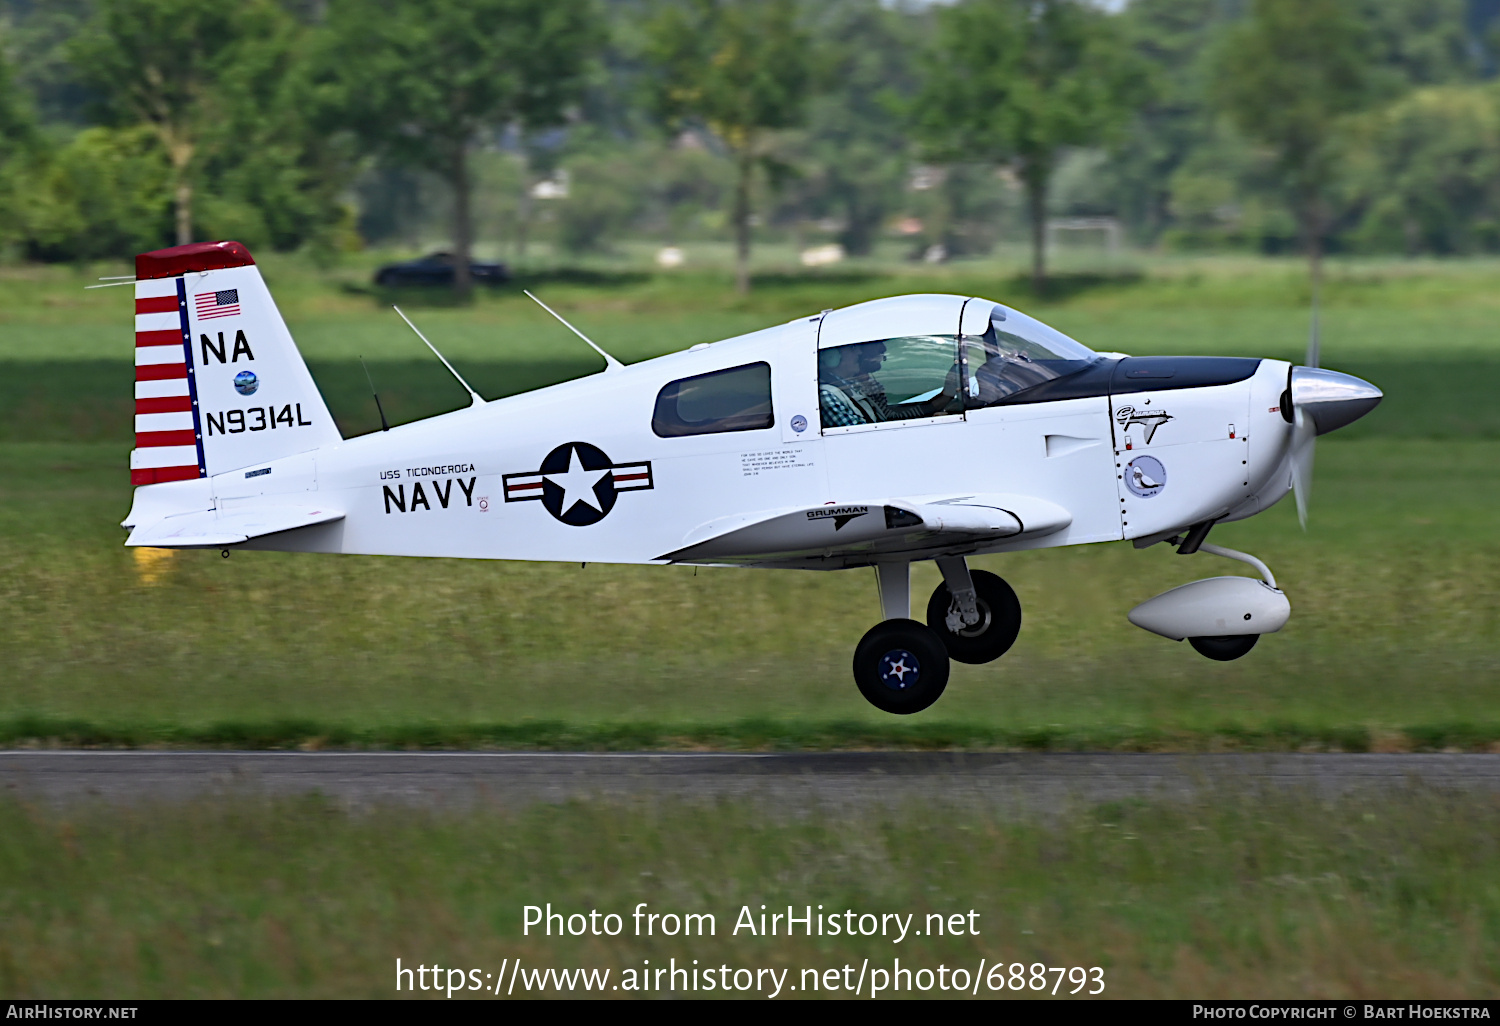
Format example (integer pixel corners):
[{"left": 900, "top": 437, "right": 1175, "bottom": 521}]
[
  {"left": 128, "top": 241, "right": 340, "bottom": 488},
  {"left": 132, "top": 276, "right": 203, "bottom": 486}
]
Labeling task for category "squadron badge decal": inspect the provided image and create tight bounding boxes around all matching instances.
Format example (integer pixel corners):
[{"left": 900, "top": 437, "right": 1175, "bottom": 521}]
[
  {"left": 1124, "top": 455, "right": 1167, "bottom": 499},
  {"left": 503, "top": 442, "right": 653, "bottom": 526}
]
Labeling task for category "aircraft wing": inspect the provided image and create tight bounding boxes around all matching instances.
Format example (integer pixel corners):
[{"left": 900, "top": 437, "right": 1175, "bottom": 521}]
[
  {"left": 125, "top": 505, "right": 345, "bottom": 548},
  {"left": 658, "top": 493, "right": 1071, "bottom": 568}
]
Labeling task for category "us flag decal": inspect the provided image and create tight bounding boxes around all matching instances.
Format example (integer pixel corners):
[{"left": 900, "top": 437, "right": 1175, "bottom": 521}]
[{"left": 194, "top": 289, "right": 240, "bottom": 320}]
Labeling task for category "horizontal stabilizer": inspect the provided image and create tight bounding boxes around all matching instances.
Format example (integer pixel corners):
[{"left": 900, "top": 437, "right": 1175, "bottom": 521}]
[
  {"left": 659, "top": 493, "right": 1070, "bottom": 565},
  {"left": 126, "top": 505, "right": 344, "bottom": 548}
]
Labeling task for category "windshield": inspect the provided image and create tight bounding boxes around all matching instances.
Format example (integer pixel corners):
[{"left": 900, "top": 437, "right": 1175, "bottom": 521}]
[{"left": 964, "top": 304, "right": 1099, "bottom": 407}]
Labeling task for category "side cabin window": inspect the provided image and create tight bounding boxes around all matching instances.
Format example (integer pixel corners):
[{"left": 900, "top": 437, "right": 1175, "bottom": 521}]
[
  {"left": 818, "top": 335, "right": 963, "bottom": 429},
  {"left": 652, "top": 361, "right": 774, "bottom": 437}
]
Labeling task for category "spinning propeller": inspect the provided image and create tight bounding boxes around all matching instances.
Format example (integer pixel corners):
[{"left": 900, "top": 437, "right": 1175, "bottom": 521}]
[
  {"left": 1291, "top": 326, "right": 1320, "bottom": 529},
  {"left": 1291, "top": 402, "right": 1317, "bottom": 529}
]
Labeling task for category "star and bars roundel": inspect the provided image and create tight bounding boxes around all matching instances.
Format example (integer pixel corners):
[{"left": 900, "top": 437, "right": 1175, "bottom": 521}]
[{"left": 502, "top": 442, "right": 653, "bottom": 526}]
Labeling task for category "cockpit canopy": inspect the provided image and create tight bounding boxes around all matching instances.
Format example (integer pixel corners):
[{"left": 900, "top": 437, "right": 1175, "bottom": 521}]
[
  {"left": 966, "top": 302, "right": 1098, "bottom": 404},
  {"left": 816, "top": 295, "right": 1101, "bottom": 428}
]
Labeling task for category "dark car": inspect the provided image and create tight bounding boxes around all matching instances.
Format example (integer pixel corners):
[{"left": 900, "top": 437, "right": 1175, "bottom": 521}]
[{"left": 374, "top": 252, "right": 509, "bottom": 287}]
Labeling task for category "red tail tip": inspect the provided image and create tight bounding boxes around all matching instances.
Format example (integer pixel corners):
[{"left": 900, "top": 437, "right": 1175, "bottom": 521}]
[{"left": 136, "top": 241, "right": 255, "bottom": 281}]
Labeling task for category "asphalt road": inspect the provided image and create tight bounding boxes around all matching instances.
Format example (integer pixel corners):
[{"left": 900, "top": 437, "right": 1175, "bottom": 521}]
[{"left": 2, "top": 751, "right": 1499, "bottom": 811}]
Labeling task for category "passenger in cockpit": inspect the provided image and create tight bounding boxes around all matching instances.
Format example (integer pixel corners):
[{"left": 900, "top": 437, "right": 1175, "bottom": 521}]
[{"left": 969, "top": 339, "right": 1054, "bottom": 404}]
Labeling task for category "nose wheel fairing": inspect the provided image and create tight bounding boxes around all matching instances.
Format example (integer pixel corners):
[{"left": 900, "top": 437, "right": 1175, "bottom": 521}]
[{"left": 1127, "top": 539, "right": 1289, "bottom": 661}]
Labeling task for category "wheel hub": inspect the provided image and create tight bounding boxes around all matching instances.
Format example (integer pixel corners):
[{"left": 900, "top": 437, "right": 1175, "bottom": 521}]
[
  {"left": 877, "top": 649, "right": 920, "bottom": 690},
  {"left": 951, "top": 598, "right": 993, "bottom": 638}
]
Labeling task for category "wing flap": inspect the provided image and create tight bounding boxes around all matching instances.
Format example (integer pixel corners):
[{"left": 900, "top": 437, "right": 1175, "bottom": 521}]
[
  {"left": 659, "top": 493, "right": 1070, "bottom": 564},
  {"left": 126, "top": 505, "right": 344, "bottom": 547}
]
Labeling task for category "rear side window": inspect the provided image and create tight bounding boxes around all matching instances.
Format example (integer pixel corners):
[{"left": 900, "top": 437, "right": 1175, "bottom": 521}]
[{"left": 653, "top": 362, "right": 774, "bottom": 437}]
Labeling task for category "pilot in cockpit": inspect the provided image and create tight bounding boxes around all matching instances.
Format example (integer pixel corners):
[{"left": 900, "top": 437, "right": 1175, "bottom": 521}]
[{"left": 819, "top": 340, "right": 960, "bottom": 427}]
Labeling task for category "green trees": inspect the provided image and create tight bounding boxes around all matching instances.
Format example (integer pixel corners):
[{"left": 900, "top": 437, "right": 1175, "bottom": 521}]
[
  {"left": 316, "top": 0, "right": 600, "bottom": 292},
  {"left": 24, "top": 127, "right": 173, "bottom": 262},
  {"left": 1213, "top": 0, "right": 1379, "bottom": 360},
  {"left": 59, "top": 0, "right": 346, "bottom": 254},
  {"left": 0, "top": 51, "right": 36, "bottom": 247},
  {"left": 797, "top": 0, "right": 918, "bottom": 259},
  {"left": 644, "top": 0, "right": 814, "bottom": 294},
  {"left": 1, "top": 5, "right": 173, "bottom": 260},
  {"left": 554, "top": 141, "right": 650, "bottom": 255},
  {"left": 911, "top": 0, "right": 1145, "bottom": 291},
  {"left": 195, "top": 12, "right": 355, "bottom": 254},
  {"left": 1347, "top": 86, "right": 1500, "bottom": 255},
  {"left": 68, "top": 0, "right": 275, "bottom": 246},
  {"left": 3, "top": 0, "right": 1500, "bottom": 270},
  {"left": 1108, "top": 0, "right": 1234, "bottom": 244}
]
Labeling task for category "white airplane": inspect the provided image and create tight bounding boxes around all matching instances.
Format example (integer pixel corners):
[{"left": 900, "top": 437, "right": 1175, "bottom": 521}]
[{"left": 119, "top": 241, "right": 1380, "bottom": 714}]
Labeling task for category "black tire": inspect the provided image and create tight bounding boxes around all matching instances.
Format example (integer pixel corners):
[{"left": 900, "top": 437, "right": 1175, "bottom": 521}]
[
  {"left": 925, "top": 569, "right": 1022, "bottom": 664},
  {"left": 1189, "top": 634, "right": 1259, "bottom": 661},
  {"left": 852, "top": 619, "right": 950, "bottom": 715}
]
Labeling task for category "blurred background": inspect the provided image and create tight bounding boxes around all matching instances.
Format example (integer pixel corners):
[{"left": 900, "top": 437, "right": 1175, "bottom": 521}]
[
  {"left": 2, "top": 0, "right": 1500, "bottom": 283},
  {"left": 2, "top": 0, "right": 1500, "bottom": 1000}
]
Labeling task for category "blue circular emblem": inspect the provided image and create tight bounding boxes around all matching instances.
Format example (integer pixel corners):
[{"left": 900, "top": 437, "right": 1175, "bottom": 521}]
[
  {"left": 234, "top": 370, "right": 259, "bottom": 396},
  {"left": 878, "top": 649, "right": 920, "bottom": 690},
  {"left": 1124, "top": 455, "right": 1166, "bottom": 498},
  {"left": 790, "top": 414, "right": 808, "bottom": 434},
  {"left": 539, "top": 441, "right": 618, "bottom": 526}
]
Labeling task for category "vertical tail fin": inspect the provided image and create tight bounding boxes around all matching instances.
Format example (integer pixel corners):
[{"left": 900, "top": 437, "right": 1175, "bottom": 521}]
[{"left": 131, "top": 241, "right": 340, "bottom": 486}]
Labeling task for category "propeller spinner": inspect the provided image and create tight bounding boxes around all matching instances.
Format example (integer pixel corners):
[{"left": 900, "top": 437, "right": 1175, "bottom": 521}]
[{"left": 1286, "top": 365, "right": 1383, "bottom": 527}]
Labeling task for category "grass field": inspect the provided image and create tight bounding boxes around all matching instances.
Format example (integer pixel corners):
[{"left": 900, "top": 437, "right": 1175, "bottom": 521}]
[
  {"left": 2, "top": 789, "right": 1497, "bottom": 998},
  {"left": 1, "top": 251, "right": 1498, "bottom": 749}
]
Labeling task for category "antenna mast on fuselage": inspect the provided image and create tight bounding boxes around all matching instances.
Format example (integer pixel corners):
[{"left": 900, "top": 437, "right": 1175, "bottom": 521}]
[
  {"left": 391, "top": 305, "right": 486, "bottom": 407},
  {"left": 523, "top": 290, "right": 624, "bottom": 372}
]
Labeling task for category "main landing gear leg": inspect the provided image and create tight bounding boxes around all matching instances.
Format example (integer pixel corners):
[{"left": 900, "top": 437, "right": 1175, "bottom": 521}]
[
  {"left": 925, "top": 557, "right": 1023, "bottom": 665},
  {"left": 936, "top": 557, "right": 979, "bottom": 632},
  {"left": 852, "top": 562, "right": 950, "bottom": 715},
  {"left": 875, "top": 562, "right": 910, "bottom": 620}
]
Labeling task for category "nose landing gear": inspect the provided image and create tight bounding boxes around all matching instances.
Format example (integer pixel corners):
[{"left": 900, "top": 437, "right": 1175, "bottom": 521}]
[
  {"left": 851, "top": 557, "right": 1022, "bottom": 714},
  {"left": 1128, "top": 539, "right": 1290, "bottom": 661}
]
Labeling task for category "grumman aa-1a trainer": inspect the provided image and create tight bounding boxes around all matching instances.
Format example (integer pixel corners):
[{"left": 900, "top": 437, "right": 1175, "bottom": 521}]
[{"left": 119, "top": 241, "right": 1381, "bottom": 714}]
